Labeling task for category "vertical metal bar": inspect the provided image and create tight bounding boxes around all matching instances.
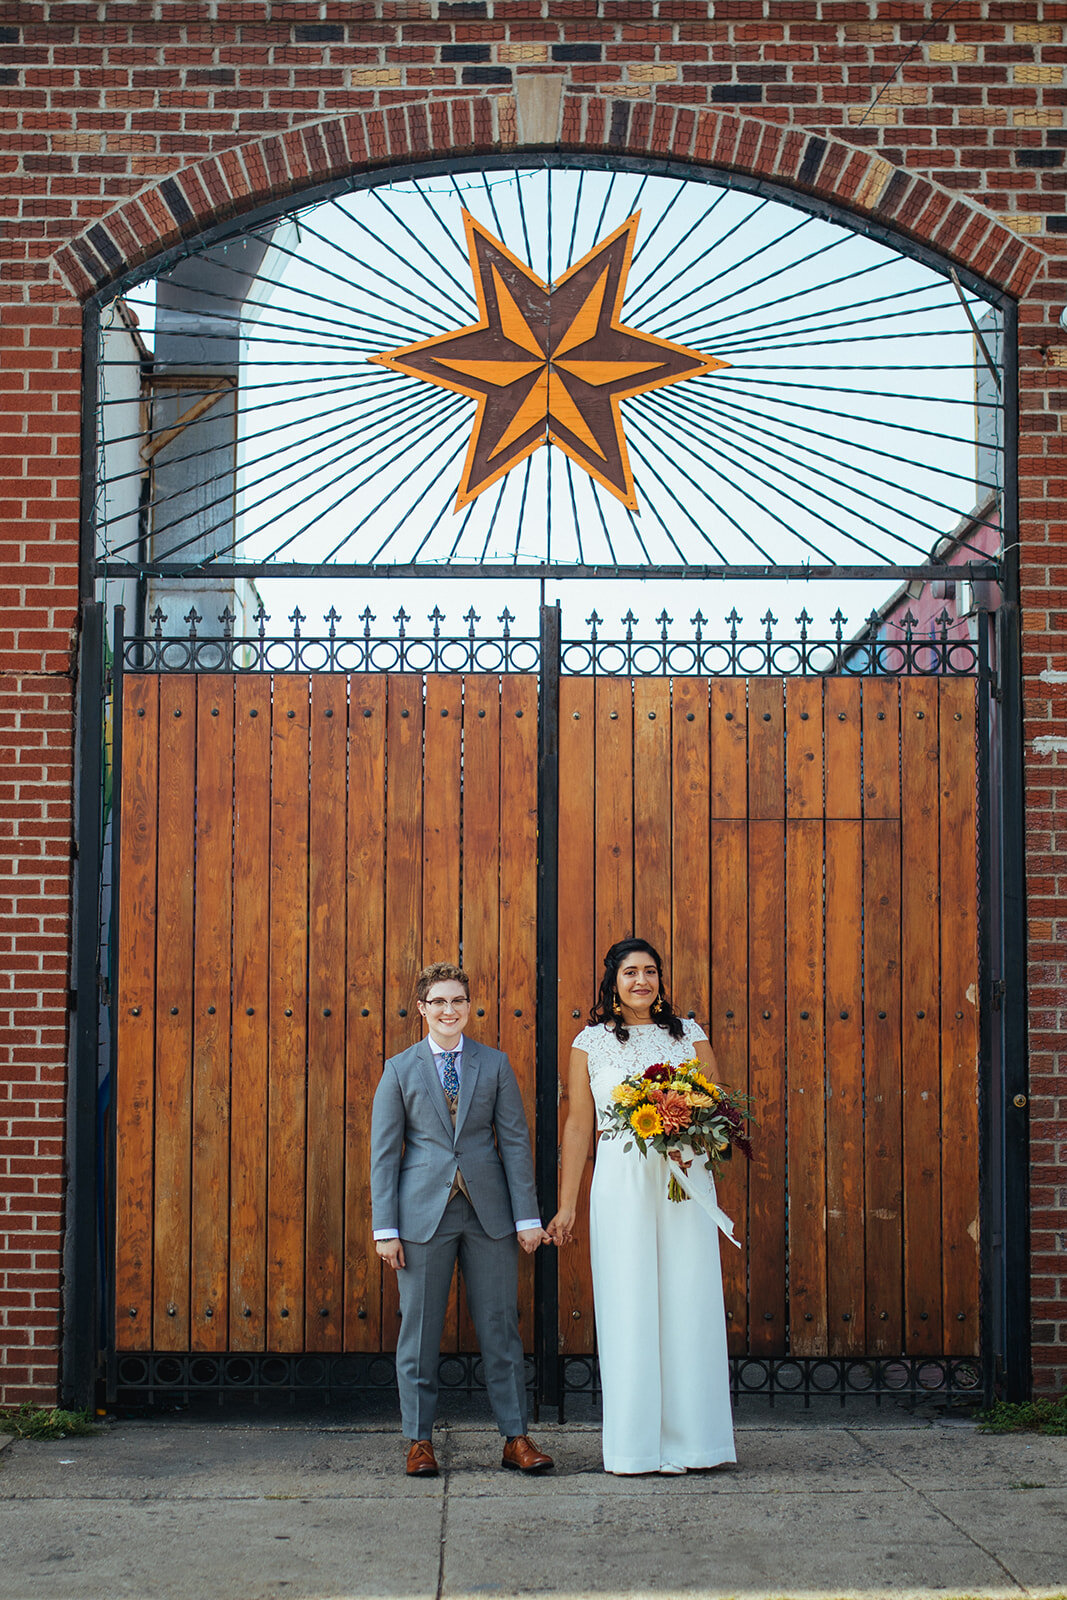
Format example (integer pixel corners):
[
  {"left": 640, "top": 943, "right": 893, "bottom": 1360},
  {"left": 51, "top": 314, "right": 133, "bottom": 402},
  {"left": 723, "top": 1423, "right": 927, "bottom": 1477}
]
[
  {"left": 996, "top": 297, "right": 1030, "bottom": 1403},
  {"left": 996, "top": 598, "right": 1030, "bottom": 1402},
  {"left": 534, "top": 603, "right": 561, "bottom": 1416},
  {"left": 975, "top": 611, "right": 996, "bottom": 1407},
  {"left": 104, "top": 607, "right": 126, "bottom": 1404},
  {"left": 63, "top": 598, "right": 105, "bottom": 1407}
]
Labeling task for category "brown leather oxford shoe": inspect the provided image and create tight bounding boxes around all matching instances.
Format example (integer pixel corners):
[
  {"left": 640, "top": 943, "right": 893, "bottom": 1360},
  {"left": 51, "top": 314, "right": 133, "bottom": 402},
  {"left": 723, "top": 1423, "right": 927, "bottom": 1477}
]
[
  {"left": 406, "top": 1438, "right": 439, "bottom": 1476},
  {"left": 501, "top": 1434, "right": 554, "bottom": 1473}
]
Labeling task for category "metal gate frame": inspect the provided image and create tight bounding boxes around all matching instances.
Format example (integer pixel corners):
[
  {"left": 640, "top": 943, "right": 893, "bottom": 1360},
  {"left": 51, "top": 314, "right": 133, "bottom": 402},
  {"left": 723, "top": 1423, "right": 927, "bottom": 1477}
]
[{"left": 67, "top": 596, "right": 1028, "bottom": 1411}]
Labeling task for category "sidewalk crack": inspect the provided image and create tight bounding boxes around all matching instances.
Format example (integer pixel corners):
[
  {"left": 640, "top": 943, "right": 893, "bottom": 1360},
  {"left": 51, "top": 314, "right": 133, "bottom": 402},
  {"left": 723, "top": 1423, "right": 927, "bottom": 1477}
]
[
  {"left": 436, "top": 1433, "right": 450, "bottom": 1600},
  {"left": 844, "top": 1428, "right": 1028, "bottom": 1595}
]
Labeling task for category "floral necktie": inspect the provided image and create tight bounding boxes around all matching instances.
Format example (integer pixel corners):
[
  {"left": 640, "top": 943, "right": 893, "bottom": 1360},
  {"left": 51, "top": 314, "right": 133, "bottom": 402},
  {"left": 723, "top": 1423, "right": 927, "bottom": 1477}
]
[{"left": 440, "top": 1050, "right": 459, "bottom": 1103}]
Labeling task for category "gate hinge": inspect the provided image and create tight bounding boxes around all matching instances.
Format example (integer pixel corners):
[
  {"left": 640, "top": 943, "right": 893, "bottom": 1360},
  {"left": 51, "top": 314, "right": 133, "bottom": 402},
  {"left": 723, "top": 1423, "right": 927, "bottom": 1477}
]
[{"left": 991, "top": 977, "right": 1006, "bottom": 1011}]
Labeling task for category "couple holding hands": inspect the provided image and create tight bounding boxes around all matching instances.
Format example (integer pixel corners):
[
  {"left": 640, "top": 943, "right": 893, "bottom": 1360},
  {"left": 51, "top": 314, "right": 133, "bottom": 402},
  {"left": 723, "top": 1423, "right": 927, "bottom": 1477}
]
[{"left": 370, "top": 940, "right": 736, "bottom": 1477}]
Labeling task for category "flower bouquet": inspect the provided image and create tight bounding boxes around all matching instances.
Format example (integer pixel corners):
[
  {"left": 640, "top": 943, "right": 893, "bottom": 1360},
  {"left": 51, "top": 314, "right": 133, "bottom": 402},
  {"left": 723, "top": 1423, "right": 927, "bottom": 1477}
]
[{"left": 604, "top": 1059, "right": 754, "bottom": 1202}]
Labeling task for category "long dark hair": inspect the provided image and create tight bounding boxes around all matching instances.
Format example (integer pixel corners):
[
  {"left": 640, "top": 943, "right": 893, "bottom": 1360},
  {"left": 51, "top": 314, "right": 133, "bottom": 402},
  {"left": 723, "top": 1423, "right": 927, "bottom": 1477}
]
[{"left": 589, "top": 938, "right": 686, "bottom": 1043}]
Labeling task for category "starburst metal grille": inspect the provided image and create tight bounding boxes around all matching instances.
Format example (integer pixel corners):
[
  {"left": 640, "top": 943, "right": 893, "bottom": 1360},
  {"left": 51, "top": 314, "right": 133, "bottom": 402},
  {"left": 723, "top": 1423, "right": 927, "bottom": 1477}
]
[{"left": 92, "top": 160, "right": 1006, "bottom": 583}]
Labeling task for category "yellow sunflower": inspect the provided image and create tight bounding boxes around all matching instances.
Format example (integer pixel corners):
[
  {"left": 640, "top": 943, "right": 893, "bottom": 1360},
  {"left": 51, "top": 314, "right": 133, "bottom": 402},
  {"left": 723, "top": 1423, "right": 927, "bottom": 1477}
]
[
  {"left": 630, "top": 1104, "right": 664, "bottom": 1139},
  {"left": 690, "top": 1070, "right": 720, "bottom": 1099}
]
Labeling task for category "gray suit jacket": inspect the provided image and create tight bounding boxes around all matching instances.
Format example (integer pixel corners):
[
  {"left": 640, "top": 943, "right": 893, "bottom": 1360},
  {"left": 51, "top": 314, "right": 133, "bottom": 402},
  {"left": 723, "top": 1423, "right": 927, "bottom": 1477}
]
[{"left": 370, "top": 1037, "right": 540, "bottom": 1244}]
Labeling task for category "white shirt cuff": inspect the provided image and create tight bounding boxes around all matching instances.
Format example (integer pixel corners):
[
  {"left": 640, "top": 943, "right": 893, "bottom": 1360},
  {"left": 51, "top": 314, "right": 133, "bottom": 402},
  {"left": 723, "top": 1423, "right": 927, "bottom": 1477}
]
[
  {"left": 514, "top": 1218, "right": 542, "bottom": 1233},
  {"left": 373, "top": 1229, "right": 400, "bottom": 1241}
]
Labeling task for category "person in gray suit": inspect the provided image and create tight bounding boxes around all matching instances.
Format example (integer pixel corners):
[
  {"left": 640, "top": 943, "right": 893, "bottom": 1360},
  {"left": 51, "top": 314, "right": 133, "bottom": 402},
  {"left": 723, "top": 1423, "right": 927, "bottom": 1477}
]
[{"left": 371, "top": 961, "right": 554, "bottom": 1477}]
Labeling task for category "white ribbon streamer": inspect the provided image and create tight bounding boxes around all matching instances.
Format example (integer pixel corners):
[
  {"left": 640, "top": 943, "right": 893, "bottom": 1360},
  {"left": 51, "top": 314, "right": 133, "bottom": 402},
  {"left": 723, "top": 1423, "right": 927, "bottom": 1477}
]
[{"left": 666, "top": 1149, "right": 740, "bottom": 1248}]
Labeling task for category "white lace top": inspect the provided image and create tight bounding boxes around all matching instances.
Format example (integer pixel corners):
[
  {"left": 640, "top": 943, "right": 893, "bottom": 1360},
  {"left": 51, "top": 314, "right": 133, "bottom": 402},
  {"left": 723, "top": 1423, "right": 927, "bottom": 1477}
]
[{"left": 572, "top": 1018, "right": 709, "bottom": 1129}]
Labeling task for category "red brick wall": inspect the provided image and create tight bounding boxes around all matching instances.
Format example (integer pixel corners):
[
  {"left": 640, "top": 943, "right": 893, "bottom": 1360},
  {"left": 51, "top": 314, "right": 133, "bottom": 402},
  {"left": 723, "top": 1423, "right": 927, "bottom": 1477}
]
[{"left": 1, "top": 1, "right": 1064, "bottom": 1401}]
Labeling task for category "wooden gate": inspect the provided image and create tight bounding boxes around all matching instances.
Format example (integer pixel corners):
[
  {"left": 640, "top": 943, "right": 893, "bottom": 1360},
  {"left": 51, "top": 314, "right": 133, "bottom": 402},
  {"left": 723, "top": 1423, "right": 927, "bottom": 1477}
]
[
  {"left": 112, "top": 639, "right": 981, "bottom": 1396},
  {"left": 554, "top": 673, "right": 980, "bottom": 1373},
  {"left": 115, "top": 671, "right": 539, "bottom": 1361}
]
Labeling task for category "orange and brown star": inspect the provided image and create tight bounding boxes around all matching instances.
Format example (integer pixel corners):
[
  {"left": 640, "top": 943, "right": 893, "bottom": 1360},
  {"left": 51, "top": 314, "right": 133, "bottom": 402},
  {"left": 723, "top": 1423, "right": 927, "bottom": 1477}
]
[{"left": 368, "top": 209, "right": 729, "bottom": 511}]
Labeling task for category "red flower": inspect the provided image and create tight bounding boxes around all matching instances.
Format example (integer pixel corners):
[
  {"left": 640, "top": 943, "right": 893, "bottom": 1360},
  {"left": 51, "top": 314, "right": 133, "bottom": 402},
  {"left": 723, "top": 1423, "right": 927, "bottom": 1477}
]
[{"left": 642, "top": 1063, "right": 672, "bottom": 1082}]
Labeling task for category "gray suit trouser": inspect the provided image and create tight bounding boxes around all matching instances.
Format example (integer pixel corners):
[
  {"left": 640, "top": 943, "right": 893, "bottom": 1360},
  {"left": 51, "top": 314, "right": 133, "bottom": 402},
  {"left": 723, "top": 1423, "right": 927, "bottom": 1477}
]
[{"left": 396, "top": 1193, "right": 527, "bottom": 1440}]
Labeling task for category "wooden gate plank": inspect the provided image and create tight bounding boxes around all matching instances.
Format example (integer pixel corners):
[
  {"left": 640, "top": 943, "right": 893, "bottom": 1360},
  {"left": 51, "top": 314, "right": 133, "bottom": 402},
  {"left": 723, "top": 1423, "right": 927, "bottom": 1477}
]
[
  {"left": 462, "top": 676, "right": 501, "bottom": 1041},
  {"left": 823, "top": 678, "right": 865, "bottom": 1356},
  {"left": 900, "top": 677, "right": 943, "bottom": 1353},
  {"left": 785, "top": 678, "right": 823, "bottom": 819},
  {"left": 595, "top": 676, "right": 634, "bottom": 954},
  {"left": 115, "top": 674, "right": 158, "bottom": 1349},
  {"left": 786, "top": 813, "right": 827, "bottom": 1355},
  {"left": 710, "top": 815, "right": 748, "bottom": 1355},
  {"left": 825, "top": 676, "right": 862, "bottom": 820},
  {"left": 748, "top": 816, "right": 786, "bottom": 1355},
  {"left": 557, "top": 676, "right": 596, "bottom": 1356},
  {"left": 190, "top": 677, "right": 233, "bottom": 1351},
  {"left": 861, "top": 679, "right": 903, "bottom": 1356},
  {"left": 633, "top": 677, "right": 671, "bottom": 968},
  {"left": 938, "top": 677, "right": 980, "bottom": 1355},
  {"left": 382, "top": 674, "right": 425, "bottom": 1348},
  {"left": 863, "top": 816, "right": 903, "bottom": 1355},
  {"left": 267, "top": 675, "right": 310, "bottom": 1351},
  {"left": 825, "top": 817, "right": 865, "bottom": 1355},
  {"left": 305, "top": 675, "right": 347, "bottom": 1351},
  {"left": 499, "top": 674, "right": 539, "bottom": 1350},
  {"left": 710, "top": 680, "right": 747, "bottom": 820},
  {"left": 230, "top": 675, "right": 271, "bottom": 1349},
  {"left": 786, "top": 676, "right": 827, "bottom": 1354},
  {"left": 345, "top": 675, "right": 386, "bottom": 1350},
  {"left": 670, "top": 677, "right": 710, "bottom": 1022},
  {"left": 423, "top": 676, "right": 462, "bottom": 965},
  {"left": 747, "top": 679, "right": 784, "bottom": 821},
  {"left": 152, "top": 674, "right": 196, "bottom": 1349},
  {"left": 710, "top": 680, "right": 748, "bottom": 1350}
]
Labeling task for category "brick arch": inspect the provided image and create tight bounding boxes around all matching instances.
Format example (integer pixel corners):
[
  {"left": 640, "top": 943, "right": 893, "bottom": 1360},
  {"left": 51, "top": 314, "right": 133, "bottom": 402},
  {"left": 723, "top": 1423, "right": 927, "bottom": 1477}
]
[{"left": 57, "top": 95, "right": 1043, "bottom": 302}]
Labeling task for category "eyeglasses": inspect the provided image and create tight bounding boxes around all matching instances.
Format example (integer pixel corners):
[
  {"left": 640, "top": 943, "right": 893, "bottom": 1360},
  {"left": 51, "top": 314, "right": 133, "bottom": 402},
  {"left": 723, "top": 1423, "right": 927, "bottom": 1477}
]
[{"left": 423, "top": 995, "right": 470, "bottom": 1009}]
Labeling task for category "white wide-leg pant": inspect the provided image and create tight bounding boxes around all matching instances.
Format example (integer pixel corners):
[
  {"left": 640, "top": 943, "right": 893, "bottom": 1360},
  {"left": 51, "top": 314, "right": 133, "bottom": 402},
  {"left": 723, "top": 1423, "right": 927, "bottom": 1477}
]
[{"left": 589, "top": 1136, "right": 737, "bottom": 1474}]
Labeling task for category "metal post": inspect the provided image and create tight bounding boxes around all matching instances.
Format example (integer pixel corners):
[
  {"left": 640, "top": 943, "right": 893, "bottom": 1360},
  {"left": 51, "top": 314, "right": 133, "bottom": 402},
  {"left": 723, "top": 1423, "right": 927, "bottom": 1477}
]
[
  {"left": 104, "top": 608, "right": 125, "bottom": 1404},
  {"left": 996, "top": 592, "right": 1031, "bottom": 1401},
  {"left": 976, "top": 612, "right": 996, "bottom": 1407},
  {"left": 63, "top": 598, "right": 104, "bottom": 1407},
  {"left": 996, "top": 298, "right": 1030, "bottom": 1403},
  {"left": 534, "top": 603, "right": 561, "bottom": 1415}
]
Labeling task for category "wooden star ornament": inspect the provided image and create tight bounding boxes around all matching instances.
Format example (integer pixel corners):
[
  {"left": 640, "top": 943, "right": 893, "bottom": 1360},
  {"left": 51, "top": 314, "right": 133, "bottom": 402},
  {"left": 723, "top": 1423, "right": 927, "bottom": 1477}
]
[{"left": 368, "top": 208, "right": 729, "bottom": 511}]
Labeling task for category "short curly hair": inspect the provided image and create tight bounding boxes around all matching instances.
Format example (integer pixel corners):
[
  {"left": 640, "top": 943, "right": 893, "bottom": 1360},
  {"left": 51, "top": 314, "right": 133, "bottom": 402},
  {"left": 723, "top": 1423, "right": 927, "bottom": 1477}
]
[{"left": 415, "top": 962, "right": 470, "bottom": 1004}]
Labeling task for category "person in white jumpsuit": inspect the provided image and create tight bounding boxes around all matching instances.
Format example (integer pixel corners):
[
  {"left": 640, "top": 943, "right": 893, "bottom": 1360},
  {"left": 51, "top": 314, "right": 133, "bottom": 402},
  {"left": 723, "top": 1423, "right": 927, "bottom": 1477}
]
[{"left": 548, "top": 937, "right": 738, "bottom": 1475}]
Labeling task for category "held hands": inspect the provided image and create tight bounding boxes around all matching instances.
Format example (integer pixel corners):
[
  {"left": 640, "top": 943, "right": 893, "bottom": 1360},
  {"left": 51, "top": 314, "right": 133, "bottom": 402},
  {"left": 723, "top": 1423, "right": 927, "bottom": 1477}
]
[
  {"left": 375, "top": 1238, "right": 405, "bottom": 1271},
  {"left": 546, "top": 1210, "right": 576, "bottom": 1247},
  {"left": 518, "top": 1227, "right": 553, "bottom": 1255}
]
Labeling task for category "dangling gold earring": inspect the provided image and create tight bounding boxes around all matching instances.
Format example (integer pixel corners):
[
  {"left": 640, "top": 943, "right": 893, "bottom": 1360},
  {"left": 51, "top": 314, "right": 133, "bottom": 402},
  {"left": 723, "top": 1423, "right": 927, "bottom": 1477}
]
[
  {"left": 652, "top": 994, "right": 664, "bottom": 1015},
  {"left": 612, "top": 994, "right": 623, "bottom": 1017}
]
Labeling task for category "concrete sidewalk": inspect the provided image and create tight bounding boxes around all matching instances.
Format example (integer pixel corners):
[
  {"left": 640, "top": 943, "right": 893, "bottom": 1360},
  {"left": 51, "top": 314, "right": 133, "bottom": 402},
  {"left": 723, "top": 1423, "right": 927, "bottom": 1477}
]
[{"left": 0, "top": 1404, "right": 1064, "bottom": 1600}]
